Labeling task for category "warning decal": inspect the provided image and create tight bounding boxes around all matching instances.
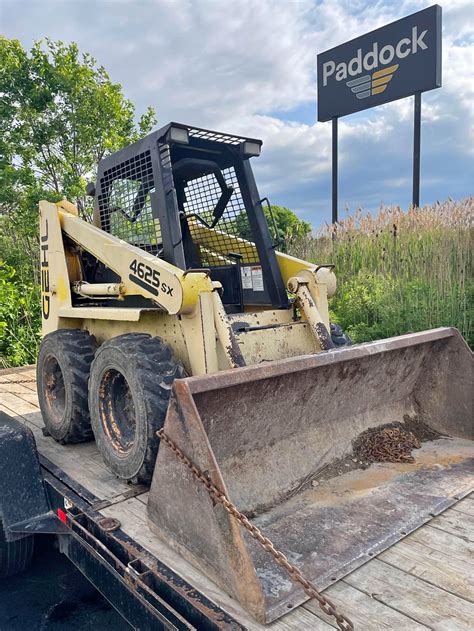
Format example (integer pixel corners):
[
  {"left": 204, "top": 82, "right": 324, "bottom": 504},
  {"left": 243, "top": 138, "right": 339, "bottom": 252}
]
[
  {"left": 240, "top": 265, "right": 264, "bottom": 291},
  {"left": 251, "top": 266, "right": 264, "bottom": 291},
  {"left": 241, "top": 266, "right": 253, "bottom": 289}
]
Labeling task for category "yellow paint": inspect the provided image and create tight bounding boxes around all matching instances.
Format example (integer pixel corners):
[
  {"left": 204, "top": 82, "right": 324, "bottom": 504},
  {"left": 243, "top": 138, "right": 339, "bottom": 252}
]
[
  {"left": 372, "top": 85, "right": 387, "bottom": 95},
  {"left": 372, "top": 64, "right": 398, "bottom": 79},
  {"left": 40, "top": 195, "right": 337, "bottom": 375},
  {"left": 39, "top": 201, "right": 73, "bottom": 335},
  {"left": 188, "top": 219, "right": 318, "bottom": 284},
  {"left": 179, "top": 271, "right": 214, "bottom": 315},
  {"left": 372, "top": 75, "right": 393, "bottom": 87},
  {"left": 190, "top": 223, "right": 259, "bottom": 264},
  {"left": 56, "top": 274, "right": 69, "bottom": 302},
  {"left": 58, "top": 210, "right": 185, "bottom": 314},
  {"left": 200, "top": 248, "right": 233, "bottom": 266},
  {"left": 56, "top": 199, "right": 79, "bottom": 216},
  {"left": 275, "top": 251, "right": 315, "bottom": 284}
]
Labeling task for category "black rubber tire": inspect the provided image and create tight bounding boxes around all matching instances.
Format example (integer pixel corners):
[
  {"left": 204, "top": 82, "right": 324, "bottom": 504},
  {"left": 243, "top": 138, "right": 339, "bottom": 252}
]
[
  {"left": 330, "top": 323, "right": 352, "bottom": 347},
  {"left": 88, "top": 334, "right": 186, "bottom": 484},
  {"left": 0, "top": 519, "right": 34, "bottom": 579},
  {"left": 37, "top": 329, "right": 96, "bottom": 444}
]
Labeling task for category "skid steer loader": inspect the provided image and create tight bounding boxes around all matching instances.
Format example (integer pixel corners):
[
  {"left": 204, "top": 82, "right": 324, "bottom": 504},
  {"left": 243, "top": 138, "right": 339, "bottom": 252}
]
[{"left": 37, "top": 122, "right": 473, "bottom": 624}]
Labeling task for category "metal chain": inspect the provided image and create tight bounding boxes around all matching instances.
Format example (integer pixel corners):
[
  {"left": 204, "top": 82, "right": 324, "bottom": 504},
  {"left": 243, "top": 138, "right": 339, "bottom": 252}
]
[
  {"left": 0, "top": 377, "right": 36, "bottom": 385},
  {"left": 157, "top": 428, "right": 354, "bottom": 631},
  {"left": 355, "top": 426, "right": 420, "bottom": 464}
]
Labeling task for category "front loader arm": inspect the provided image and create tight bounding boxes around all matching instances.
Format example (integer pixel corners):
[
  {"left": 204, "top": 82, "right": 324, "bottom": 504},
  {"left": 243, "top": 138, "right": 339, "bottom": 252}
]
[
  {"left": 40, "top": 200, "right": 236, "bottom": 375},
  {"left": 40, "top": 200, "right": 210, "bottom": 317}
]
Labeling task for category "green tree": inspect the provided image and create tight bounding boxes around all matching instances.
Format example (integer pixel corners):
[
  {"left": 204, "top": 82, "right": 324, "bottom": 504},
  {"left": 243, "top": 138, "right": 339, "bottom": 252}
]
[
  {"left": 234, "top": 204, "right": 311, "bottom": 252},
  {"left": 0, "top": 37, "right": 157, "bottom": 366},
  {"left": 0, "top": 37, "right": 156, "bottom": 221}
]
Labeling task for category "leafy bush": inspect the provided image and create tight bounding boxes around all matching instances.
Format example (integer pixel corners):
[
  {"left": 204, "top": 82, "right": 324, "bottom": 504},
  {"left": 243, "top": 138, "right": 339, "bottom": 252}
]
[{"left": 0, "top": 263, "right": 41, "bottom": 367}]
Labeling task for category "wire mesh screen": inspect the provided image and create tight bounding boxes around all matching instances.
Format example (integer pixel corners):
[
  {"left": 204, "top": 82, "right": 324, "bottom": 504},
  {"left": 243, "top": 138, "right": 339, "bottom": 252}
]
[
  {"left": 183, "top": 167, "right": 260, "bottom": 266},
  {"left": 98, "top": 150, "right": 162, "bottom": 255},
  {"left": 188, "top": 127, "right": 247, "bottom": 145}
]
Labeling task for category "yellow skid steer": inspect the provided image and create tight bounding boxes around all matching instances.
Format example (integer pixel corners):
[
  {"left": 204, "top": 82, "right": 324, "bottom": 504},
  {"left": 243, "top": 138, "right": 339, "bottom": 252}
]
[{"left": 37, "top": 123, "right": 473, "bottom": 623}]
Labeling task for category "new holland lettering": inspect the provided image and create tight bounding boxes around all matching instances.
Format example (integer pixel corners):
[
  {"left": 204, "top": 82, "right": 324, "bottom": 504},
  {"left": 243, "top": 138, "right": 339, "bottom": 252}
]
[{"left": 322, "top": 26, "right": 428, "bottom": 87}]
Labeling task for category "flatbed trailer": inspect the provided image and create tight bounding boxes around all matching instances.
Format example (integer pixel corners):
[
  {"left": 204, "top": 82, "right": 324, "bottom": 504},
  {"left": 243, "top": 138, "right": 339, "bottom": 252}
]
[{"left": 1, "top": 365, "right": 473, "bottom": 630}]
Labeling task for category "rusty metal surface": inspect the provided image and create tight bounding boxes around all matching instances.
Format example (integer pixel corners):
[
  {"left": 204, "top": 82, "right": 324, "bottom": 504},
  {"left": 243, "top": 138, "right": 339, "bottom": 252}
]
[
  {"left": 184, "top": 327, "right": 469, "bottom": 394},
  {"left": 157, "top": 427, "right": 354, "bottom": 630},
  {"left": 147, "top": 327, "right": 473, "bottom": 623},
  {"left": 246, "top": 437, "right": 473, "bottom": 621},
  {"left": 353, "top": 424, "right": 422, "bottom": 463},
  {"left": 98, "top": 516, "right": 121, "bottom": 532},
  {"left": 188, "top": 328, "right": 472, "bottom": 515},
  {"left": 148, "top": 380, "right": 267, "bottom": 619}
]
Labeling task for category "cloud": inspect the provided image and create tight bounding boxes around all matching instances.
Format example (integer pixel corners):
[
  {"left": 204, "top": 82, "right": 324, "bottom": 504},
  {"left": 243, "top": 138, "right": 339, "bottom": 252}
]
[{"left": 3, "top": 0, "right": 473, "bottom": 226}]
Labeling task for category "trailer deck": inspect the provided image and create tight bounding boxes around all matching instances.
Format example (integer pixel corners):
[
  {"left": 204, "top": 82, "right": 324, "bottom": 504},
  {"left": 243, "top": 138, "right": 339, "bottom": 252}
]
[{"left": 1, "top": 365, "right": 473, "bottom": 630}]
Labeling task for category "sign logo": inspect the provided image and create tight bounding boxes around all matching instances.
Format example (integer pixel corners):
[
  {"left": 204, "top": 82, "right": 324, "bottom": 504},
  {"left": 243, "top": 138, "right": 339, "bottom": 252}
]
[
  {"left": 347, "top": 64, "right": 398, "bottom": 100},
  {"left": 317, "top": 5, "right": 441, "bottom": 121}
]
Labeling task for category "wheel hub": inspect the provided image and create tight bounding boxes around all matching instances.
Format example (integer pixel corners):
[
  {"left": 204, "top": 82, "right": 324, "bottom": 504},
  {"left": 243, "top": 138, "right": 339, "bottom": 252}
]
[{"left": 99, "top": 369, "right": 136, "bottom": 454}]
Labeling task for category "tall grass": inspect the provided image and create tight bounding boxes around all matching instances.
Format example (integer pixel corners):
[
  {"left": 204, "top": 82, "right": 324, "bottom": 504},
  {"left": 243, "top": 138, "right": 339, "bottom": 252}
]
[{"left": 290, "top": 198, "right": 473, "bottom": 347}]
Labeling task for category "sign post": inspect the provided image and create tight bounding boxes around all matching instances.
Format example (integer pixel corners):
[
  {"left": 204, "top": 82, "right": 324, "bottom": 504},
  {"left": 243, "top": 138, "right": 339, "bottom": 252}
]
[
  {"left": 413, "top": 92, "right": 422, "bottom": 207},
  {"left": 317, "top": 5, "right": 442, "bottom": 220},
  {"left": 332, "top": 117, "right": 338, "bottom": 223}
]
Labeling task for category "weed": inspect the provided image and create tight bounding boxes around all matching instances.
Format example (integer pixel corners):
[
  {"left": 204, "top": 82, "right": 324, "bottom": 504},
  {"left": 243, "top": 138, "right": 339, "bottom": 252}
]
[{"left": 290, "top": 198, "right": 473, "bottom": 347}]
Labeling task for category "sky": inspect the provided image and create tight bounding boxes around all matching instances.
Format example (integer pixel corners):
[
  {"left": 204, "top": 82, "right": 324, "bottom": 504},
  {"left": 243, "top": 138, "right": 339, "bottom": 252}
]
[{"left": 2, "top": 0, "right": 473, "bottom": 227}]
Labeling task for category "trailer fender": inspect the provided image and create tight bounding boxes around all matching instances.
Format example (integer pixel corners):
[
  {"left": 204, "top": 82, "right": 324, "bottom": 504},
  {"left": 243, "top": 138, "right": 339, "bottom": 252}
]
[{"left": 0, "top": 411, "right": 68, "bottom": 541}]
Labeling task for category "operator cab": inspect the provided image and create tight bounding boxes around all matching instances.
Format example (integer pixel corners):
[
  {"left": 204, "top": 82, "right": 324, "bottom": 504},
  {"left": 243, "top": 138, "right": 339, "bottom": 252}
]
[{"left": 92, "top": 123, "right": 289, "bottom": 311}]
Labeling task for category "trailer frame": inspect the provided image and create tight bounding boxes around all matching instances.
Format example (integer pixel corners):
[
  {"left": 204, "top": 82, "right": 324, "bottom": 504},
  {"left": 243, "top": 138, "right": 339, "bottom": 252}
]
[{"left": 0, "top": 410, "right": 243, "bottom": 630}]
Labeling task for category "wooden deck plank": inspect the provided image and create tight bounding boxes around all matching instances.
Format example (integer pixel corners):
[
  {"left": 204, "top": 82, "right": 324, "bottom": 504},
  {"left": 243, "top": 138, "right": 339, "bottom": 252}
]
[
  {"left": 0, "top": 373, "right": 36, "bottom": 395},
  {"left": 0, "top": 371, "right": 37, "bottom": 391},
  {"left": 0, "top": 375, "right": 131, "bottom": 500},
  {"left": 0, "top": 407, "right": 129, "bottom": 502},
  {"left": 0, "top": 384, "right": 39, "bottom": 406},
  {"left": 0, "top": 396, "right": 44, "bottom": 428},
  {"left": 0, "top": 364, "right": 35, "bottom": 375},
  {"left": 0, "top": 373, "right": 38, "bottom": 404},
  {"left": 304, "top": 581, "right": 429, "bottom": 630},
  {"left": 344, "top": 558, "right": 474, "bottom": 629},
  {"left": 258, "top": 609, "right": 334, "bottom": 630},
  {"left": 0, "top": 367, "right": 36, "bottom": 379},
  {"left": 430, "top": 510, "right": 474, "bottom": 542},
  {"left": 451, "top": 497, "right": 474, "bottom": 517},
  {"left": 409, "top": 524, "right": 474, "bottom": 564},
  {"left": 0, "top": 391, "right": 41, "bottom": 417},
  {"left": 379, "top": 533, "right": 474, "bottom": 601},
  {"left": 136, "top": 491, "right": 149, "bottom": 505}
]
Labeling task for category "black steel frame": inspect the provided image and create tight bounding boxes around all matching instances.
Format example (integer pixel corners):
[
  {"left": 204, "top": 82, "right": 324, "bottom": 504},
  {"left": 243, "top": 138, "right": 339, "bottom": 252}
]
[
  {"left": 93, "top": 122, "right": 289, "bottom": 309},
  {"left": 0, "top": 411, "right": 243, "bottom": 629},
  {"left": 39, "top": 455, "right": 245, "bottom": 630}
]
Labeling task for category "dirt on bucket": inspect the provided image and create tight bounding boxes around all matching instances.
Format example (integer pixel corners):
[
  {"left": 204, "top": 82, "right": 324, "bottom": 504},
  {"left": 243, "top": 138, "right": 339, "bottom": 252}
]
[{"left": 292, "top": 416, "right": 449, "bottom": 496}]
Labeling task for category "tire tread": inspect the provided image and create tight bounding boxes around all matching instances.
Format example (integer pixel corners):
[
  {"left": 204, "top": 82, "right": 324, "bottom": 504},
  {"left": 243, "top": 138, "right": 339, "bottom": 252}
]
[
  {"left": 0, "top": 520, "right": 34, "bottom": 579},
  {"left": 37, "top": 329, "right": 96, "bottom": 443},
  {"left": 89, "top": 334, "right": 185, "bottom": 484}
]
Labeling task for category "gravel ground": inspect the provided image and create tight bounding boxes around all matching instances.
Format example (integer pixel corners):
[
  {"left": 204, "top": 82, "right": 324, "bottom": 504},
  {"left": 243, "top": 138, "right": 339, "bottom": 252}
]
[{"left": 0, "top": 535, "right": 131, "bottom": 630}]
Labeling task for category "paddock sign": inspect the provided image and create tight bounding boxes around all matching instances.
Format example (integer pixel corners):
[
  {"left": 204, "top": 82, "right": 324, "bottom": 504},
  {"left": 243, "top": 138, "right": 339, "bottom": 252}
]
[{"left": 317, "top": 5, "right": 442, "bottom": 121}]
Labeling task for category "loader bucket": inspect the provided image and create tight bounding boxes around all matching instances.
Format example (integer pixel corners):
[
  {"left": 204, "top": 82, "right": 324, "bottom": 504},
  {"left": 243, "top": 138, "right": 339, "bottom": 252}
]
[{"left": 147, "top": 328, "right": 473, "bottom": 623}]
